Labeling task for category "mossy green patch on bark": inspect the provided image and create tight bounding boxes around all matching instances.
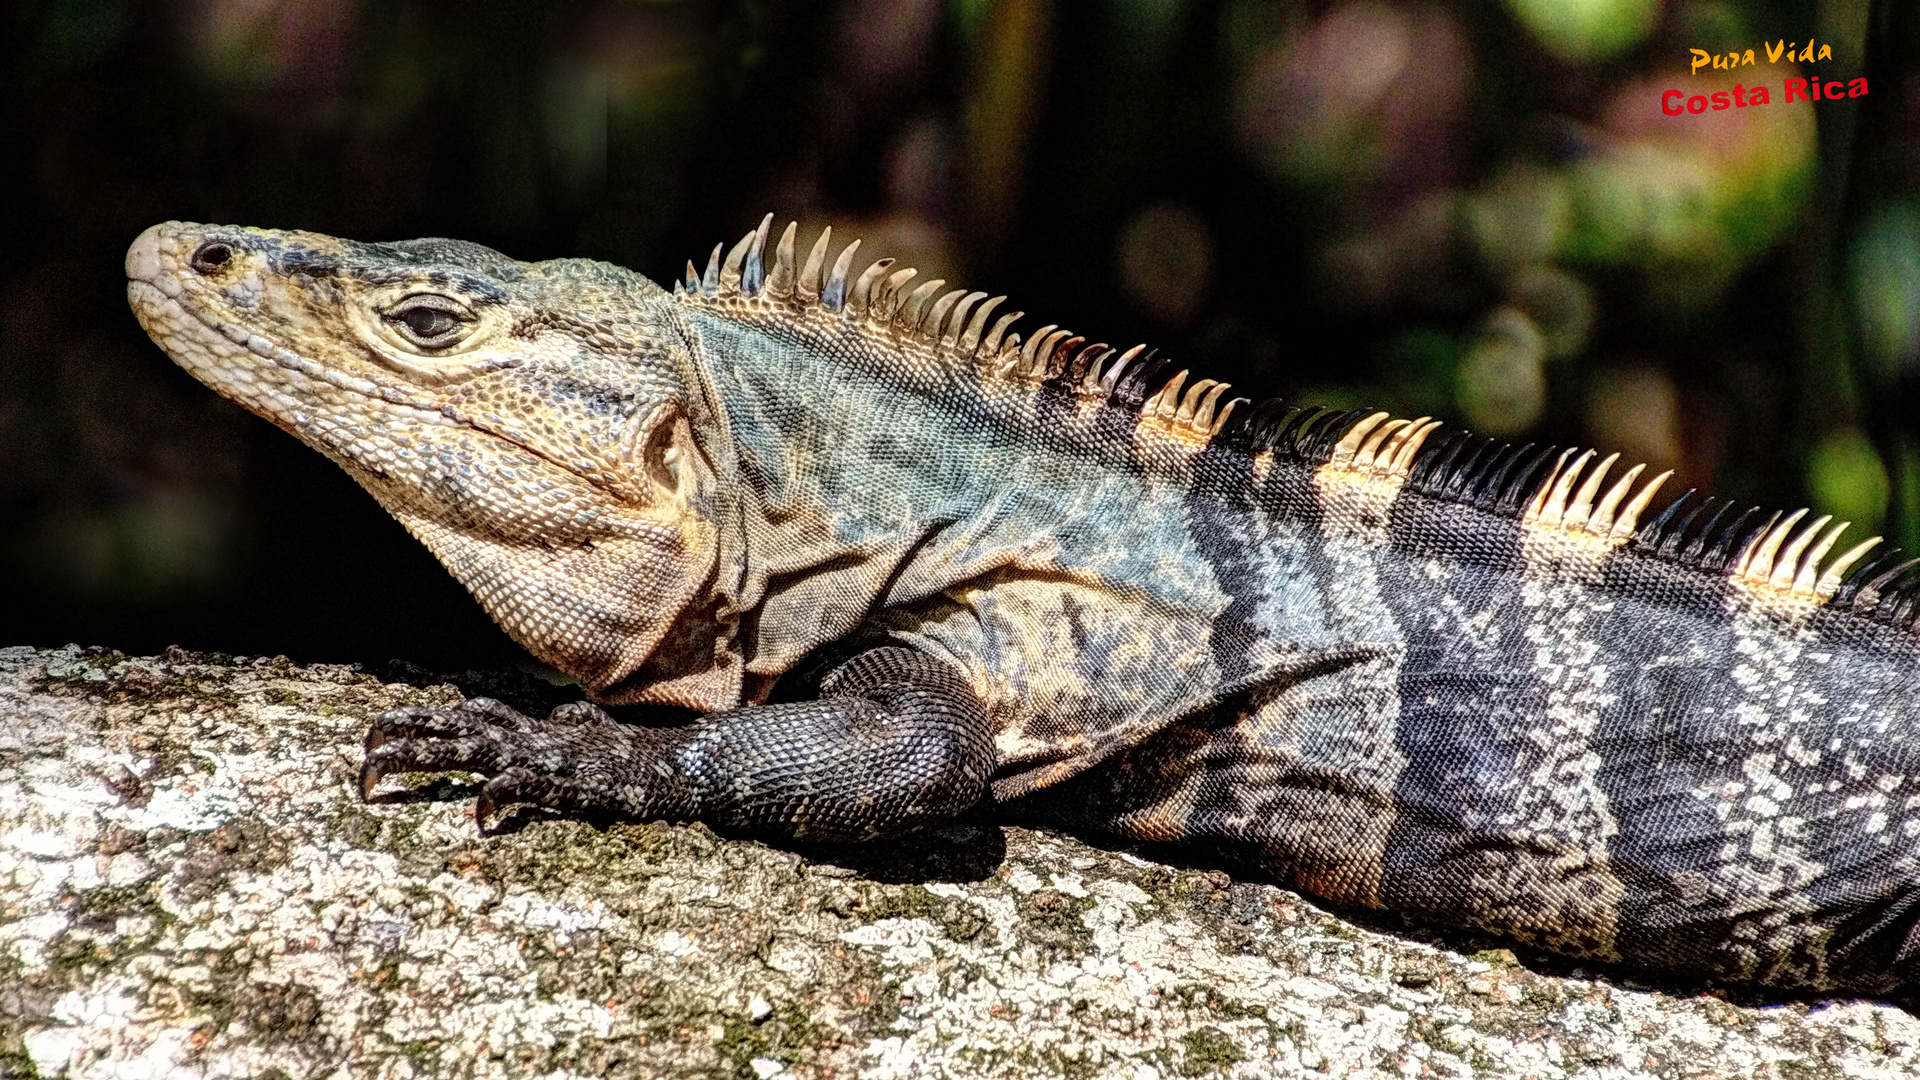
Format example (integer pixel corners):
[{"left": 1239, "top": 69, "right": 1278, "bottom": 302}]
[{"left": 1177, "top": 1026, "right": 1246, "bottom": 1074}]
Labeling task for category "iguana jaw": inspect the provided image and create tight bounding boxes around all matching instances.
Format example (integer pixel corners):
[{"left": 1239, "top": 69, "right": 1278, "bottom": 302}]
[{"left": 127, "top": 222, "right": 739, "bottom": 707}]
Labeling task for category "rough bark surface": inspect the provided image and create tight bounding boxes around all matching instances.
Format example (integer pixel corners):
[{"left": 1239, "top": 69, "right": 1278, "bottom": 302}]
[{"left": 3, "top": 644, "right": 1918, "bottom": 1079}]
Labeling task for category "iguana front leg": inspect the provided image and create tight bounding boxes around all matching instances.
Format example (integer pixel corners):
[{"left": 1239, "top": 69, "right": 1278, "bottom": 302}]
[{"left": 360, "top": 647, "right": 994, "bottom": 841}]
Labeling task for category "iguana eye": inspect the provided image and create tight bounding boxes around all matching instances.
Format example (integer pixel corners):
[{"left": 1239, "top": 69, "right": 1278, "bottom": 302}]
[
  {"left": 401, "top": 307, "right": 457, "bottom": 338},
  {"left": 384, "top": 295, "right": 473, "bottom": 348},
  {"left": 189, "top": 242, "right": 233, "bottom": 274}
]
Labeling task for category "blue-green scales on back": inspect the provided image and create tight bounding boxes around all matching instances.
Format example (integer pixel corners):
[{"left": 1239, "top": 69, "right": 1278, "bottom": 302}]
[{"left": 127, "top": 214, "right": 1920, "bottom": 998}]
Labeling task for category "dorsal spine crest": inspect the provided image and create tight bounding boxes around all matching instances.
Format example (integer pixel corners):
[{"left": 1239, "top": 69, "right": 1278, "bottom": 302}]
[{"left": 676, "top": 217, "right": 1920, "bottom": 636}]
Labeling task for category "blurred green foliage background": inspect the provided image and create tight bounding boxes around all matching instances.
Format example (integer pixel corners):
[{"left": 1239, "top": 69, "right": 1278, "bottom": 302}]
[{"left": 2, "top": 0, "right": 1916, "bottom": 670}]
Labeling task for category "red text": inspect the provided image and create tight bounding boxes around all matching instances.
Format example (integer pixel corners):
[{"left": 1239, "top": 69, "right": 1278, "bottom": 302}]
[
  {"left": 1662, "top": 78, "right": 1865, "bottom": 115},
  {"left": 1785, "top": 77, "right": 1869, "bottom": 102}
]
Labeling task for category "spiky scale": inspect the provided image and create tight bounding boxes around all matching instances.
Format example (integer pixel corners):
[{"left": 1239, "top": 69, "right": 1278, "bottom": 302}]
[
  {"left": 943, "top": 292, "right": 989, "bottom": 351},
  {"left": 741, "top": 213, "right": 773, "bottom": 295},
  {"left": 957, "top": 296, "right": 1004, "bottom": 356},
  {"left": 847, "top": 257, "right": 894, "bottom": 317},
  {"left": 823, "top": 239, "right": 860, "bottom": 310},
  {"left": 1642, "top": 491, "right": 1700, "bottom": 556},
  {"left": 720, "top": 231, "right": 754, "bottom": 293},
  {"left": 1038, "top": 332, "right": 1077, "bottom": 380},
  {"left": 876, "top": 268, "right": 920, "bottom": 323},
  {"left": 894, "top": 278, "right": 944, "bottom": 333},
  {"left": 702, "top": 244, "right": 723, "bottom": 294},
  {"left": 765, "top": 221, "right": 798, "bottom": 300},
  {"left": 924, "top": 289, "right": 968, "bottom": 343},
  {"left": 798, "top": 226, "right": 832, "bottom": 302},
  {"left": 980, "top": 309, "right": 1022, "bottom": 358},
  {"left": 1704, "top": 508, "right": 1765, "bottom": 570}
]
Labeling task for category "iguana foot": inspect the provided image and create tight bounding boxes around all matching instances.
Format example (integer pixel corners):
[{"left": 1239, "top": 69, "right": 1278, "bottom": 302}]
[
  {"left": 361, "top": 698, "right": 699, "bottom": 829},
  {"left": 358, "top": 646, "right": 995, "bottom": 841}
]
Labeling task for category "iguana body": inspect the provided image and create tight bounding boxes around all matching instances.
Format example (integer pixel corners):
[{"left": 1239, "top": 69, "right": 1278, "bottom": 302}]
[{"left": 127, "top": 216, "right": 1920, "bottom": 997}]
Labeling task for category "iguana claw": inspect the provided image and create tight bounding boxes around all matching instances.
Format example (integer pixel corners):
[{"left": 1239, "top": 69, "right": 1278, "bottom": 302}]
[{"left": 355, "top": 693, "right": 711, "bottom": 832}]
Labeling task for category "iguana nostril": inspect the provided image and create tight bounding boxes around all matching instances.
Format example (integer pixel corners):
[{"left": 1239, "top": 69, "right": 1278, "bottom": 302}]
[{"left": 189, "top": 242, "right": 233, "bottom": 274}]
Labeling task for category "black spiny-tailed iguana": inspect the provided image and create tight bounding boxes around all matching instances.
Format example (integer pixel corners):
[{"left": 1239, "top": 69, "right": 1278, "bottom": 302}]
[{"left": 126, "top": 215, "right": 1920, "bottom": 998}]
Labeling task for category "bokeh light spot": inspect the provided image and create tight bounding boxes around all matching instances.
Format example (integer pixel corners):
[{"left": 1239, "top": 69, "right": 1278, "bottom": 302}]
[
  {"left": 1504, "top": 0, "right": 1660, "bottom": 62},
  {"left": 1850, "top": 203, "right": 1920, "bottom": 376},
  {"left": 1117, "top": 203, "right": 1215, "bottom": 326},
  {"left": 1457, "top": 306, "right": 1546, "bottom": 435},
  {"left": 1810, "top": 426, "right": 1890, "bottom": 532},
  {"left": 1507, "top": 265, "right": 1594, "bottom": 360},
  {"left": 1585, "top": 363, "right": 1681, "bottom": 472},
  {"left": 1469, "top": 164, "right": 1571, "bottom": 277}
]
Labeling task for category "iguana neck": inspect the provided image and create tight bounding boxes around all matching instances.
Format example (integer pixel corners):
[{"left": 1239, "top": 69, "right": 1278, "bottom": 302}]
[{"left": 679, "top": 301, "right": 1126, "bottom": 701}]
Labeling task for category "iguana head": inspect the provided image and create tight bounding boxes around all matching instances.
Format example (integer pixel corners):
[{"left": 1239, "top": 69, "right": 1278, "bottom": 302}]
[{"left": 126, "top": 222, "right": 739, "bottom": 708}]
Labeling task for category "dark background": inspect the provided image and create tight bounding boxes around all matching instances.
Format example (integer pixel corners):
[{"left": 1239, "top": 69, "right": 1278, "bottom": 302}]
[{"left": 5, "top": 0, "right": 1919, "bottom": 675}]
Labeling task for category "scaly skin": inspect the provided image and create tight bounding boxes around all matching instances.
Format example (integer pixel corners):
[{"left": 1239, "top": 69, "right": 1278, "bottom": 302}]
[{"left": 128, "top": 216, "right": 1920, "bottom": 996}]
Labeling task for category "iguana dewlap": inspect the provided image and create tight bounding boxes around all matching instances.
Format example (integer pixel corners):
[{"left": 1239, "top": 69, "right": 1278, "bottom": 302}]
[{"left": 127, "top": 216, "right": 1920, "bottom": 997}]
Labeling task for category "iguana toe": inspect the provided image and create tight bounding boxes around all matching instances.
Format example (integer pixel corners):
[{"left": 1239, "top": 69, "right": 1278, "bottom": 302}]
[
  {"left": 473, "top": 768, "right": 639, "bottom": 832},
  {"left": 357, "top": 699, "right": 705, "bottom": 827}
]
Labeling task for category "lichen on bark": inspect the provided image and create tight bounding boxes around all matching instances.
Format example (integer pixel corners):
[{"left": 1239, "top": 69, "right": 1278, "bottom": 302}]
[{"left": 3, "top": 644, "right": 1918, "bottom": 1079}]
